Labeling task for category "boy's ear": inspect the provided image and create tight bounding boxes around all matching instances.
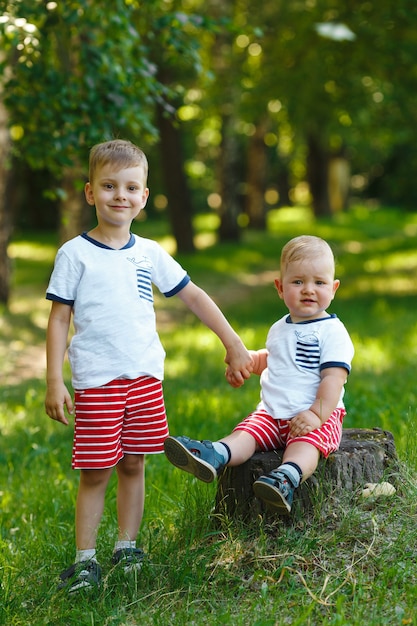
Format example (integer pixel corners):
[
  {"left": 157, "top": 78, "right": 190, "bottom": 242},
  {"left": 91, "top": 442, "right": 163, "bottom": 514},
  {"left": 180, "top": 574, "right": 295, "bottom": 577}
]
[{"left": 84, "top": 182, "right": 95, "bottom": 206}]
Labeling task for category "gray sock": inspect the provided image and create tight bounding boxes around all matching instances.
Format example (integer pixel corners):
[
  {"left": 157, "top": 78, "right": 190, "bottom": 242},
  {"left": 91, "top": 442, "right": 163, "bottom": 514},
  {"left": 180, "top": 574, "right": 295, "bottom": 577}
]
[
  {"left": 212, "top": 441, "right": 231, "bottom": 464},
  {"left": 278, "top": 463, "right": 301, "bottom": 488}
]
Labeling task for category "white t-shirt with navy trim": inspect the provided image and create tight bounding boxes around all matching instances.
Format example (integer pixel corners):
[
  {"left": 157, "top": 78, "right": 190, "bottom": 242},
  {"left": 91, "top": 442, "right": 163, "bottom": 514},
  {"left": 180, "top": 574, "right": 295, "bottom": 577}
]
[
  {"left": 46, "top": 233, "right": 190, "bottom": 389},
  {"left": 258, "top": 314, "right": 354, "bottom": 420}
]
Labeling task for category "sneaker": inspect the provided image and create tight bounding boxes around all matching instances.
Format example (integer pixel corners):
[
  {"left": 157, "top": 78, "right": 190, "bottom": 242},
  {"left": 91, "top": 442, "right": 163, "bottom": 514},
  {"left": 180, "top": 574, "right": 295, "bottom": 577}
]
[
  {"left": 253, "top": 469, "right": 296, "bottom": 515},
  {"left": 57, "top": 559, "right": 101, "bottom": 593},
  {"left": 164, "top": 436, "right": 225, "bottom": 483},
  {"left": 112, "top": 547, "right": 145, "bottom": 574}
]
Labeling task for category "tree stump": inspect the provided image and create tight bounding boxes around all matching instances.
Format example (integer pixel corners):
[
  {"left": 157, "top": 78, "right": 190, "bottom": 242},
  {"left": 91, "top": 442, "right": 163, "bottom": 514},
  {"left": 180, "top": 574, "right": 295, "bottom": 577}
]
[{"left": 215, "top": 428, "right": 399, "bottom": 521}]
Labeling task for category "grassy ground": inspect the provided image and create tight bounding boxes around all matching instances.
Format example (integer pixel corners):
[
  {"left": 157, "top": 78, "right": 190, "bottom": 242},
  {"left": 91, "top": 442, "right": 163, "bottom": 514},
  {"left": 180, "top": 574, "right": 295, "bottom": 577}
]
[{"left": 1, "top": 206, "right": 417, "bottom": 625}]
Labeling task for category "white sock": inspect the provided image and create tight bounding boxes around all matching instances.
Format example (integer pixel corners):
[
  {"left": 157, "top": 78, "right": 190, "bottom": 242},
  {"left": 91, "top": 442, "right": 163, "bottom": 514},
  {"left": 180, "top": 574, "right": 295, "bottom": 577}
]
[
  {"left": 75, "top": 548, "right": 97, "bottom": 564},
  {"left": 114, "top": 540, "right": 136, "bottom": 552}
]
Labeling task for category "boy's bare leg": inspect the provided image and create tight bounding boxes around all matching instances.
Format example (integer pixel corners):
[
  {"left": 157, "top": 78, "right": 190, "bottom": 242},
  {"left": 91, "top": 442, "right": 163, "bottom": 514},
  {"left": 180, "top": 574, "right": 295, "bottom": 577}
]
[
  {"left": 115, "top": 453, "right": 145, "bottom": 541},
  {"left": 75, "top": 467, "right": 113, "bottom": 550}
]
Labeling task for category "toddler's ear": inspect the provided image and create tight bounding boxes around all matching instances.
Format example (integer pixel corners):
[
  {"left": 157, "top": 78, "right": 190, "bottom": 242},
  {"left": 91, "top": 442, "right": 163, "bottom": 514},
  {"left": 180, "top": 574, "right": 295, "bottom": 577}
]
[
  {"left": 274, "top": 278, "right": 284, "bottom": 299},
  {"left": 332, "top": 279, "right": 340, "bottom": 297}
]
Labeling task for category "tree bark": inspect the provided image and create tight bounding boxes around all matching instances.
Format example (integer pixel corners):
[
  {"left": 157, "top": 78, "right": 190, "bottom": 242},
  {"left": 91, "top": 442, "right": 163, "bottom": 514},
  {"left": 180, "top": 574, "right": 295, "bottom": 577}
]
[
  {"left": 59, "top": 166, "right": 91, "bottom": 244},
  {"left": 0, "top": 88, "right": 11, "bottom": 305},
  {"left": 156, "top": 104, "right": 195, "bottom": 254},
  {"left": 218, "top": 112, "right": 241, "bottom": 242},
  {"left": 245, "top": 117, "right": 269, "bottom": 230},
  {"left": 306, "top": 132, "right": 332, "bottom": 217},
  {"left": 215, "top": 428, "right": 399, "bottom": 521}
]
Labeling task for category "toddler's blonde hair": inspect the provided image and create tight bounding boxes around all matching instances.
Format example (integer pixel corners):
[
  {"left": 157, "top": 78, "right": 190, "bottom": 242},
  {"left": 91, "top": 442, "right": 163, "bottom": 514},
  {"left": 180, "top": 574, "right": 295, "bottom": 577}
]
[{"left": 280, "top": 235, "right": 335, "bottom": 276}]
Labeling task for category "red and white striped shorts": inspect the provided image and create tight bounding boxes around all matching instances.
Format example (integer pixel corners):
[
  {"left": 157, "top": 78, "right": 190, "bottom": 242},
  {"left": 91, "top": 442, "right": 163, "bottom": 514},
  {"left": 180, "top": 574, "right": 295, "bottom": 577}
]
[
  {"left": 72, "top": 376, "right": 169, "bottom": 470},
  {"left": 233, "top": 407, "right": 346, "bottom": 458}
]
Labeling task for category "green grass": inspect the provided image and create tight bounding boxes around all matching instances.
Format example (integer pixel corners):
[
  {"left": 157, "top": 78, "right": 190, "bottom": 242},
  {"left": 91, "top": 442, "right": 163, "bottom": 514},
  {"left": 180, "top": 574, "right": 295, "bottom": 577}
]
[{"left": 1, "top": 206, "right": 417, "bottom": 625}]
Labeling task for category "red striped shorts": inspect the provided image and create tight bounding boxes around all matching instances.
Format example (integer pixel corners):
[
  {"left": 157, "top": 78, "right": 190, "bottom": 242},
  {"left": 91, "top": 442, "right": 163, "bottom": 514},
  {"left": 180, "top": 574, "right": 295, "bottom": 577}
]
[
  {"left": 233, "top": 407, "right": 346, "bottom": 458},
  {"left": 72, "top": 376, "right": 169, "bottom": 470}
]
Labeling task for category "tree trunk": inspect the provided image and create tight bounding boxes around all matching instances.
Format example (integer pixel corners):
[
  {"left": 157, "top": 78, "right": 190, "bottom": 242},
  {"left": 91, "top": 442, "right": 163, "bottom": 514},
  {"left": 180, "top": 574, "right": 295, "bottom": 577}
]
[
  {"left": 218, "top": 112, "right": 241, "bottom": 242},
  {"left": 328, "top": 156, "right": 350, "bottom": 212},
  {"left": 245, "top": 118, "right": 269, "bottom": 230},
  {"left": 215, "top": 429, "right": 399, "bottom": 521},
  {"left": 59, "top": 166, "right": 91, "bottom": 244},
  {"left": 156, "top": 104, "right": 195, "bottom": 254},
  {"left": 0, "top": 89, "right": 11, "bottom": 305},
  {"left": 306, "top": 132, "right": 332, "bottom": 217}
]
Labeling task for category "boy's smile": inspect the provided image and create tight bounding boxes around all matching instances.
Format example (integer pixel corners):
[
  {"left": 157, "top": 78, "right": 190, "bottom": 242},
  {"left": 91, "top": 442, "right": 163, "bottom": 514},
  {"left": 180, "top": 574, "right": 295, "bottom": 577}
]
[{"left": 85, "top": 164, "right": 149, "bottom": 228}]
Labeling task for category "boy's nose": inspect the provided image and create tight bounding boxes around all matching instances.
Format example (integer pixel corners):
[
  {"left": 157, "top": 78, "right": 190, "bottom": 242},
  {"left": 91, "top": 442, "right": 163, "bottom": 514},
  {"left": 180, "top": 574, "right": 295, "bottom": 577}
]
[{"left": 115, "top": 188, "right": 127, "bottom": 199}]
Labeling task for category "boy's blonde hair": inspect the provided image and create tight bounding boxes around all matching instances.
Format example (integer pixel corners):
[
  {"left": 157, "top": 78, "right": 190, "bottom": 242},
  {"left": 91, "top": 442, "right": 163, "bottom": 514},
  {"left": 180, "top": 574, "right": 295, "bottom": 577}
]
[
  {"left": 280, "top": 235, "right": 335, "bottom": 276},
  {"left": 88, "top": 139, "right": 148, "bottom": 184}
]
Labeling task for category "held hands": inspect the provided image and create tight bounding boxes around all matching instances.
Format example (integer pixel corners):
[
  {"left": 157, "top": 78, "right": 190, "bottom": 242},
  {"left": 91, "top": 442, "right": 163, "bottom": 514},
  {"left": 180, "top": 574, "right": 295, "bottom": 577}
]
[
  {"left": 289, "top": 409, "right": 321, "bottom": 437},
  {"left": 45, "top": 381, "right": 73, "bottom": 426},
  {"left": 224, "top": 343, "right": 254, "bottom": 388}
]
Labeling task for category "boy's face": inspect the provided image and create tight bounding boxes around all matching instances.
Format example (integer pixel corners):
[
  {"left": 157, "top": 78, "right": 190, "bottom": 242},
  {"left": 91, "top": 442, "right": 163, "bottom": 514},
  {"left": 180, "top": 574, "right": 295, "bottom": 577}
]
[
  {"left": 274, "top": 256, "right": 340, "bottom": 323},
  {"left": 85, "top": 163, "right": 149, "bottom": 227}
]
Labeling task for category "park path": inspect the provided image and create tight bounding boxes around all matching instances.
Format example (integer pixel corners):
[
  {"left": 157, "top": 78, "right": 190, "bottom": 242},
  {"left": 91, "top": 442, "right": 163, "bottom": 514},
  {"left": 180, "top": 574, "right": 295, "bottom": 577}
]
[{"left": 1, "top": 290, "right": 48, "bottom": 387}]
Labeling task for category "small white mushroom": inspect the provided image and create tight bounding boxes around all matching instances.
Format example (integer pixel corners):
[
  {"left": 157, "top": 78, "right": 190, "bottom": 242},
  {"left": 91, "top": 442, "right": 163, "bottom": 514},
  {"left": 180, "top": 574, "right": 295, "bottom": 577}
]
[{"left": 361, "top": 482, "right": 396, "bottom": 498}]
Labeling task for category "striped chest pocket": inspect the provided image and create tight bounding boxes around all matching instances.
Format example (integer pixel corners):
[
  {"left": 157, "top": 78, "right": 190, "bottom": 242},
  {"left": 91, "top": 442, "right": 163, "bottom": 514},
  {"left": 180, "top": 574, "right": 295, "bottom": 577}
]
[
  {"left": 136, "top": 266, "right": 154, "bottom": 303},
  {"left": 295, "top": 332, "right": 320, "bottom": 370}
]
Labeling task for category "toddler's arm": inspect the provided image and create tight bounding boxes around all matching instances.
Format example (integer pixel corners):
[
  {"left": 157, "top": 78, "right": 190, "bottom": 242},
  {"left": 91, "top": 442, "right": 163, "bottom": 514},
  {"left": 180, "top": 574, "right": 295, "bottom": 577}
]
[
  {"left": 249, "top": 349, "right": 268, "bottom": 375},
  {"left": 45, "top": 301, "right": 73, "bottom": 425},
  {"left": 177, "top": 281, "right": 253, "bottom": 386},
  {"left": 289, "top": 367, "right": 348, "bottom": 437}
]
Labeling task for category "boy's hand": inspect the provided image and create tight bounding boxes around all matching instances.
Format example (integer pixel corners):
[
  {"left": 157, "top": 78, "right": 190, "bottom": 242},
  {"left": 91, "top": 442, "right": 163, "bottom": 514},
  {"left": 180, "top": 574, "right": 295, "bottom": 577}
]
[
  {"left": 45, "top": 382, "right": 73, "bottom": 426},
  {"left": 224, "top": 344, "right": 253, "bottom": 388},
  {"left": 225, "top": 364, "right": 246, "bottom": 388},
  {"left": 289, "top": 410, "right": 321, "bottom": 437}
]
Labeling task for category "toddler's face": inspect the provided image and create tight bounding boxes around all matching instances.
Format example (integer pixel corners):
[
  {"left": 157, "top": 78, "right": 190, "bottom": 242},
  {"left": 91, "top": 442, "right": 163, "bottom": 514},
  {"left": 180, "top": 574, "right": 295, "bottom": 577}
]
[{"left": 275, "top": 256, "right": 339, "bottom": 322}]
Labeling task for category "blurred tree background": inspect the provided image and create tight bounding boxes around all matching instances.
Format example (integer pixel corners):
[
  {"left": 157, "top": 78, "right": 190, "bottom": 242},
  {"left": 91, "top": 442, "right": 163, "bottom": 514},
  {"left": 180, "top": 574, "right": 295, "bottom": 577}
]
[{"left": 1, "top": 0, "right": 417, "bottom": 304}]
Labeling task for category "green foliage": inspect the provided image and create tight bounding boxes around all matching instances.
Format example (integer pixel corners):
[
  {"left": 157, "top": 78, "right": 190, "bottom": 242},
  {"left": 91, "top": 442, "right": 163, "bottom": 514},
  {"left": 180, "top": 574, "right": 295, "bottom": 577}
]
[
  {"left": 1, "top": 1, "right": 164, "bottom": 173},
  {"left": 1, "top": 207, "right": 417, "bottom": 624},
  {"left": 3, "top": 0, "right": 417, "bottom": 218}
]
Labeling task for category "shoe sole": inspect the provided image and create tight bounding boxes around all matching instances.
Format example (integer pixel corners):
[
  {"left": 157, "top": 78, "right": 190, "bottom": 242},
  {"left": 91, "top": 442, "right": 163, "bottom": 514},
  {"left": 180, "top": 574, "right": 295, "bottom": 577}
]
[
  {"left": 164, "top": 437, "right": 217, "bottom": 483},
  {"left": 68, "top": 581, "right": 97, "bottom": 594},
  {"left": 253, "top": 479, "right": 291, "bottom": 515}
]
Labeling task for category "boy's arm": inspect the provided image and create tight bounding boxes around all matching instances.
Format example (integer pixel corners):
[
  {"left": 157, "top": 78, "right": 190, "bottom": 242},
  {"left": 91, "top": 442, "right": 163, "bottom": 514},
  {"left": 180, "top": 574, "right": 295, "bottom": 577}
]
[
  {"left": 289, "top": 367, "right": 348, "bottom": 437},
  {"left": 45, "top": 301, "right": 73, "bottom": 425},
  {"left": 176, "top": 281, "right": 253, "bottom": 386}
]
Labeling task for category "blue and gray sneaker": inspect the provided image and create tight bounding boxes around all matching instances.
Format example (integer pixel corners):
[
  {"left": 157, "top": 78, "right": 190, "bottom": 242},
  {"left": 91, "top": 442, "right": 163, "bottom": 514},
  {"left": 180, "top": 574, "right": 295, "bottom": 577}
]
[
  {"left": 253, "top": 469, "right": 296, "bottom": 515},
  {"left": 112, "top": 547, "right": 145, "bottom": 574},
  {"left": 164, "top": 436, "right": 225, "bottom": 483},
  {"left": 57, "top": 559, "right": 101, "bottom": 594}
]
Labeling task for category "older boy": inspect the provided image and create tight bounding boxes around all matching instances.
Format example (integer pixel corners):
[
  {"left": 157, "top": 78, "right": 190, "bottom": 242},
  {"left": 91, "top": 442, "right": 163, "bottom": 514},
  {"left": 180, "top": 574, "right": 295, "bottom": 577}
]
[{"left": 45, "top": 139, "right": 252, "bottom": 592}]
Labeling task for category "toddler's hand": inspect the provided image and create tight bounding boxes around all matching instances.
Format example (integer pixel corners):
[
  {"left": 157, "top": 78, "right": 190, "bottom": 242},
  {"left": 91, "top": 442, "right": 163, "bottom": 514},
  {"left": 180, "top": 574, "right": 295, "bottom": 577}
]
[{"left": 289, "top": 410, "right": 321, "bottom": 437}]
